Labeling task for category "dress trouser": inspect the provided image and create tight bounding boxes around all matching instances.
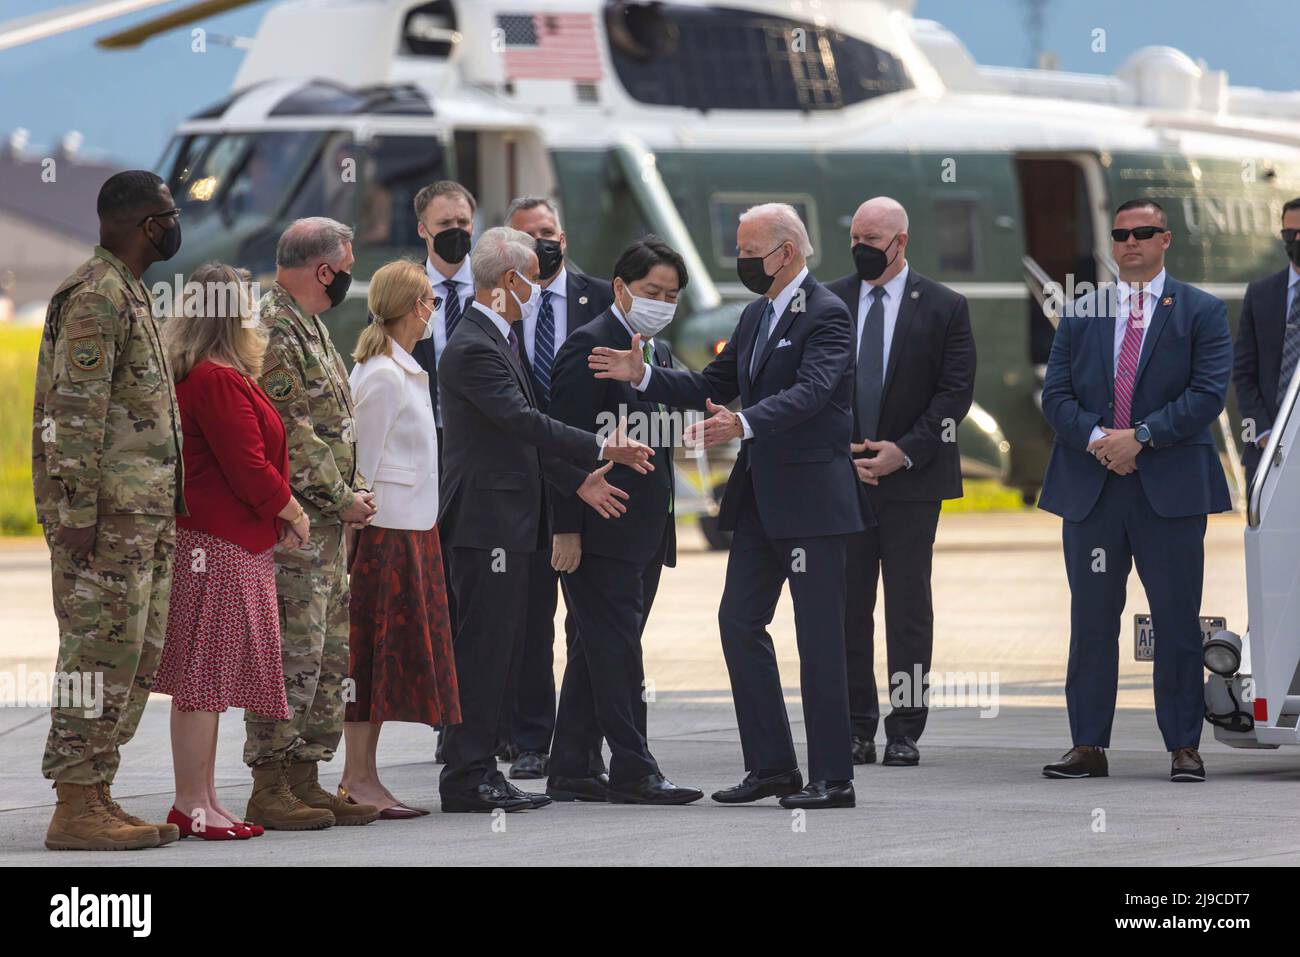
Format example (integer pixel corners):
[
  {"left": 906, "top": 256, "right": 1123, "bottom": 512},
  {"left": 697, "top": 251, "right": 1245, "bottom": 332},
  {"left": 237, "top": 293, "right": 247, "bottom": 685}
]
[
  {"left": 1061, "top": 472, "right": 1207, "bottom": 751},
  {"left": 551, "top": 526, "right": 668, "bottom": 786},
  {"left": 717, "top": 485, "right": 853, "bottom": 783},
  {"left": 844, "top": 499, "right": 942, "bottom": 741}
]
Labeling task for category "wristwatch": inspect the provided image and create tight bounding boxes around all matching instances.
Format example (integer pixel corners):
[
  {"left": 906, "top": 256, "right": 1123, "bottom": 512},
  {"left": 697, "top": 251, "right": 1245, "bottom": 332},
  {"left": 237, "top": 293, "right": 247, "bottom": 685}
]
[{"left": 1134, "top": 422, "right": 1152, "bottom": 447}]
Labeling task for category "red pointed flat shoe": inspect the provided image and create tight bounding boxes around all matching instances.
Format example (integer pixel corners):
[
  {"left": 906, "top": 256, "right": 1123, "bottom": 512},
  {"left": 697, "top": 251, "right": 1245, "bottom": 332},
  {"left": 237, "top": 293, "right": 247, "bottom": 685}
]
[{"left": 167, "top": 807, "right": 252, "bottom": 841}]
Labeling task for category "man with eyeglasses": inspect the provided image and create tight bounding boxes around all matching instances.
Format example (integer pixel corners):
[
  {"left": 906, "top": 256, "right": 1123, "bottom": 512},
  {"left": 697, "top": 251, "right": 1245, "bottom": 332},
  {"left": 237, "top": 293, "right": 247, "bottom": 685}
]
[
  {"left": 33, "top": 171, "right": 187, "bottom": 850},
  {"left": 1038, "top": 198, "right": 1232, "bottom": 784},
  {"left": 1233, "top": 197, "right": 1300, "bottom": 489}
]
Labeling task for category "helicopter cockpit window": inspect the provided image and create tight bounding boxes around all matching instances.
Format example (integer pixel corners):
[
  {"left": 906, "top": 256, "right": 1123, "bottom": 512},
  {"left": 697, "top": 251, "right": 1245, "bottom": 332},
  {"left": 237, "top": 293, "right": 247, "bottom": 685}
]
[
  {"left": 221, "top": 132, "right": 324, "bottom": 220},
  {"left": 606, "top": 2, "right": 912, "bottom": 111},
  {"left": 353, "top": 136, "right": 446, "bottom": 248},
  {"left": 286, "top": 132, "right": 361, "bottom": 226}
]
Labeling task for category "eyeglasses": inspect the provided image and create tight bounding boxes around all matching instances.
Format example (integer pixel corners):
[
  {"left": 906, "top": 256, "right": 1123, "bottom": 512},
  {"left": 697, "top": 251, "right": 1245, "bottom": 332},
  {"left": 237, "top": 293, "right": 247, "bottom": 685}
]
[
  {"left": 1111, "top": 226, "right": 1168, "bottom": 242},
  {"left": 137, "top": 208, "right": 181, "bottom": 226},
  {"left": 1282, "top": 228, "right": 1300, "bottom": 243}
]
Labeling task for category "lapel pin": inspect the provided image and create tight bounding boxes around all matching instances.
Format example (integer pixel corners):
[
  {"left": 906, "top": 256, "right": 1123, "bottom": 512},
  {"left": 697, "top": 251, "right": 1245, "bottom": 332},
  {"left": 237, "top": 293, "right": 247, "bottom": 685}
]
[
  {"left": 579, "top": 296, "right": 588, "bottom": 305},
  {"left": 910, "top": 290, "right": 920, "bottom": 300},
  {"left": 1162, "top": 296, "right": 1173, "bottom": 306}
]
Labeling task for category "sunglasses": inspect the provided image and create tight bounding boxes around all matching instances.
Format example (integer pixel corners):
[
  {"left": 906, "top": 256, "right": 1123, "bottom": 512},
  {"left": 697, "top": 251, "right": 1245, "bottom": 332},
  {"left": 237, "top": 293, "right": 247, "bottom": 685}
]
[
  {"left": 1282, "top": 228, "right": 1300, "bottom": 243},
  {"left": 1111, "top": 226, "right": 1168, "bottom": 242},
  {"left": 137, "top": 207, "right": 181, "bottom": 226}
]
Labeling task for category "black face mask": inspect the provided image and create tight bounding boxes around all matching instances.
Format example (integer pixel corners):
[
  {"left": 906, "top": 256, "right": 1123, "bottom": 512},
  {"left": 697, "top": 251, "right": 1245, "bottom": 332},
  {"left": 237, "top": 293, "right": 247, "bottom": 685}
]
[
  {"left": 319, "top": 265, "right": 352, "bottom": 309},
  {"left": 1286, "top": 239, "right": 1300, "bottom": 269},
  {"left": 432, "top": 227, "right": 472, "bottom": 264},
  {"left": 852, "top": 235, "right": 898, "bottom": 283},
  {"left": 535, "top": 238, "right": 564, "bottom": 281},
  {"left": 146, "top": 218, "right": 182, "bottom": 261},
  {"left": 736, "top": 243, "right": 784, "bottom": 295}
]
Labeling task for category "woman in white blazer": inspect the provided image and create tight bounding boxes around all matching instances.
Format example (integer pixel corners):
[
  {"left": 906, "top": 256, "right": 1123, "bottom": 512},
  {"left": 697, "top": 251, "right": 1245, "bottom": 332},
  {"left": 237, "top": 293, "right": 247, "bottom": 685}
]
[{"left": 339, "top": 259, "right": 461, "bottom": 819}]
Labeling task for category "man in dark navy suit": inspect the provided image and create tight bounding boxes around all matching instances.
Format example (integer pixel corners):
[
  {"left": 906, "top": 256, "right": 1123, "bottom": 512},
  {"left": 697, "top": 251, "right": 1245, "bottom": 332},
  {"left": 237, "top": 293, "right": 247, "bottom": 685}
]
[
  {"left": 827, "top": 197, "right": 976, "bottom": 769},
  {"left": 590, "top": 203, "right": 870, "bottom": 809},
  {"left": 1038, "top": 199, "right": 1232, "bottom": 784},
  {"left": 1233, "top": 196, "right": 1300, "bottom": 490},
  {"left": 545, "top": 236, "right": 701, "bottom": 805},
  {"left": 497, "top": 196, "right": 616, "bottom": 780}
]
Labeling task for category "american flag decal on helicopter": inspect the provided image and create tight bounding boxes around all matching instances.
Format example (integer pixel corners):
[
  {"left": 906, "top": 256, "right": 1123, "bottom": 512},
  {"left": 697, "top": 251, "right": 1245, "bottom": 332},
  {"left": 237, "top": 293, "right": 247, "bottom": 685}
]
[{"left": 495, "top": 11, "right": 604, "bottom": 82}]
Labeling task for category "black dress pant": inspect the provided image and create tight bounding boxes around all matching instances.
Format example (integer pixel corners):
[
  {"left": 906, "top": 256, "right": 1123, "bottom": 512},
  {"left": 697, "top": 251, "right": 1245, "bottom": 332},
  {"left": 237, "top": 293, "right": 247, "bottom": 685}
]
[
  {"left": 499, "top": 551, "right": 562, "bottom": 753},
  {"left": 844, "top": 498, "right": 941, "bottom": 742},
  {"left": 439, "top": 545, "right": 530, "bottom": 795},
  {"left": 718, "top": 488, "right": 852, "bottom": 783},
  {"left": 551, "top": 527, "right": 668, "bottom": 786}
]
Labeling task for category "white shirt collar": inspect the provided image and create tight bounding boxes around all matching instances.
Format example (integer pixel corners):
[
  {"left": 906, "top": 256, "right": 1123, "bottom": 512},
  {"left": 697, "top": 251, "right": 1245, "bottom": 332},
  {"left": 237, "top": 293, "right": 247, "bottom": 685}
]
[
  {"left": 768, "top": 265, "right": 810, "bottom": 318},
  {"left": 1289, "top": 265, "right": 1300, "bottom": 289},
  {"left": 543, "top": 265, "right": 568, "bottom": 298},
  {"left": 470, "top": 300, "right": 514, "bottom": 343},
  {"left": 426, "top": 256, "right": 473, "bottom": 291},
  {"left": 861, "top": 262, "right": 910, "bottom": 303},
  {"left": 387, "top": 337, "right": 424, "bottom": 376},
  {"left": 1117, "top": 268, "right": 1166, "bottom": 308}
]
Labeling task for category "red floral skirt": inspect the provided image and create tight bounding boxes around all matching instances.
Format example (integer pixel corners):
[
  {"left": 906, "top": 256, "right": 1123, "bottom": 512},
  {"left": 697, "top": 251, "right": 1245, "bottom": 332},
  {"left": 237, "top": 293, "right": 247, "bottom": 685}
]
[
  {"left": 346, "top": 525, "right": 460, "bottom": 726},
  {"left": 155, "top": 529, "right": 291, "bottom": 719}
]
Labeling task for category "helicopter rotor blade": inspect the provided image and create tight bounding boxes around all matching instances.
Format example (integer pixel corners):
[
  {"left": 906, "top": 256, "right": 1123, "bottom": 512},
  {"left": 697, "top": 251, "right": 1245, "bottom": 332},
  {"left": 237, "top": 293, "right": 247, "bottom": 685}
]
[
  {"left": 0, "top": 0, "right": 175, "bottom": 52},
  {"left": 95, "top": 0, "right": 264, "bottom": 48}
]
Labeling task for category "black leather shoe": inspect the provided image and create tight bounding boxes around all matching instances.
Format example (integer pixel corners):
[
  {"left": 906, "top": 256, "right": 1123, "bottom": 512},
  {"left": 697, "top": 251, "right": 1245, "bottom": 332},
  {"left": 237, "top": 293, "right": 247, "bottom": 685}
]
[
  {"left": 778, "top": 780, "right": 855, "bottom": 809},
  {"left": 882, "top": 735, "right": 919, "bottom": 766},
  {"left": 546, "top": 775, "right": 609, "bottom": 803},
  {"left": 494, "top": 741, "right": 518, "bottom": 763},
  {"left": 500, "top": 779, "right": 552, "bottom": 808},
  {"left": 711, "top": 769, "right": 803, "bottom": 804},
  {"left": 440, "top": 782, "right": 532, "bottom": 813},
  {"left": 1170, "top": 747, "right": 1205, "bottom": 783},
  {"left": 1042, "top": 746, "right": 1108, "bottom": 779},
  {"left": 851, "top": 736, "right": 877, "bottom": 765},
  {"left": 606, "top": 773, "right": 703, "bottom": 805},
  {"left": 509, "top": 751, "right": 548, "bottom": 779}
]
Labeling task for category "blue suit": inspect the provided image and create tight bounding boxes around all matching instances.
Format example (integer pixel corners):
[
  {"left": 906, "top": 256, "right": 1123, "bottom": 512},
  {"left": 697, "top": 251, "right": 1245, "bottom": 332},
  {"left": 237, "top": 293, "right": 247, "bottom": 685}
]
[
  {"left": 642, "top": 271, "right": 870, "bottom": 782},
  {"left": 1038, "top": 276, "right": 1231, "bottom": 751}
]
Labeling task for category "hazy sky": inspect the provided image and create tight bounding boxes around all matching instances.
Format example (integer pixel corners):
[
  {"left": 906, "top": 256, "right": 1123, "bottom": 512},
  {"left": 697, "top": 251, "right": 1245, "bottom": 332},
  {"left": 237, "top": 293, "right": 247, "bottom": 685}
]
[{"left": 0, "top": 0, "right": 1295, "bottom": 167}]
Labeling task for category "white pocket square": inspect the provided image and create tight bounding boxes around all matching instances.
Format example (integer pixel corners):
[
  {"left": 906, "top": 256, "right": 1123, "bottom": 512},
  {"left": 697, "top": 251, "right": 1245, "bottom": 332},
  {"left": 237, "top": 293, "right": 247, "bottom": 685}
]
[{"left": 776, "top": 338, "right": 793, "bottom": 348}]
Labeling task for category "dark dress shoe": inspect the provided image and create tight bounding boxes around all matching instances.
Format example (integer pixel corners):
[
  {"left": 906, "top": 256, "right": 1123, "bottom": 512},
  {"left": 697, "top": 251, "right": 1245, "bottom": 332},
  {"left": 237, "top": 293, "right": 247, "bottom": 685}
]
[
  {"left": 501, "top": 779, "right": 552, "bottom": 808},
  {"left": 711, "top": 769, "right": 803, "bottom": 804},
  {"left": 882, "top": 736, "right": 920, "bottom": 766},
  {"left": 494, "top": 741, "right": 519, "bottom": 763},
  {"left": 1042, "top": 746, "right": 1108, "bottom": 779},
  {"left": 509, "top": 751, "right": 548, "bottom": 780},
  {"left": 1170, "top": 747, "right": 1205, "bottom": 783},
  {"left": 778, "top": 780, "right": 855, "bottom": 809},
  {"left": 440, "top": 783, "right": 532, "bottom": 813},
  {"left": 851, "top": 736, "right": 877, "bottom": 765},
  {"left": 606, "top": 773, "right": 703, "bottom": 805},
  {"left": 546, "top": 775, "right": 609, "bottom": 802}
]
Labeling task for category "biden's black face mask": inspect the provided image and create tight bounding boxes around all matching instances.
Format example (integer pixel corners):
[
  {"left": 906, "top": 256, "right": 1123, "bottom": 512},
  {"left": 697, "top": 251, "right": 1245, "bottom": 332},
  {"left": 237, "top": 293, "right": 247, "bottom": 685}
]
[{"left": 736, "top": 242, "right": 785, "bottom": 295}]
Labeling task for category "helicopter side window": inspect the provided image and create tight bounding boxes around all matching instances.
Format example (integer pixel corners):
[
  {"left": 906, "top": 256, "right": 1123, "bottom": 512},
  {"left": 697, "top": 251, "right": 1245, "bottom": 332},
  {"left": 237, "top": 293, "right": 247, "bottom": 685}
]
[
  {"left": 709, "top": 194, "right": 819, "bottom": 268},
  {"left": 934, "top": 198, "right": 979, "bottom": 274}
]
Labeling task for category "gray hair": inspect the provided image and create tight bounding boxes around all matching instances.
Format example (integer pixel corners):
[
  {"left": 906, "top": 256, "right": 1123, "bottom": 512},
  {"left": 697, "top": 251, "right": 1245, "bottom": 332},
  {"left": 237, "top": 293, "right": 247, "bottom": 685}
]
[
  {"left": 504, "top": 195, "right": 561, "bottom": 228},
  {"left": 276, "top": 217, "right": 354, "bottom": 269},
  {"left": 471, "top": 226, "right": 537, "bottom": 290},
  {"left": 739, "top": 203, "right": 814, "bottom": 258}
]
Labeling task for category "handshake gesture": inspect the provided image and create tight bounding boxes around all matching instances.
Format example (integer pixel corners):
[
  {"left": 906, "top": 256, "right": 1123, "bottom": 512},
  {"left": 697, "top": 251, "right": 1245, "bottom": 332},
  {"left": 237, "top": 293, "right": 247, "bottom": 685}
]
[{"left": 578, "top": 418, "right": 655, "bottom": 519}]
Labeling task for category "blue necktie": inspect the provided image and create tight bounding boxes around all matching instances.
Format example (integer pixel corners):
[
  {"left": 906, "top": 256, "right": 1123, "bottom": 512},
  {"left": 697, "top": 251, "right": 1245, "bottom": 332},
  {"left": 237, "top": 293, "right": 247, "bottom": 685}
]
[
  {"left": 533, "top": 288, "right": 555, "bottom": 404},
  {"left": 443, "top": 278, "right": 462, "bottom": 340},
  {"left": 749, "top": 300, "right": 775, "bottom": 379}
]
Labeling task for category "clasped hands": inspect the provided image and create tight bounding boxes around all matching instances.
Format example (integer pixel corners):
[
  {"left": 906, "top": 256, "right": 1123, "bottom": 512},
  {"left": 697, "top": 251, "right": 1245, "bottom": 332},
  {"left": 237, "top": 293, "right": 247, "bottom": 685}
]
[
  {"left": 850, "top": 439, "right": 908, "bottom": 485},
  {"left": 1087, "top": 427, "right": 1141, "bottom": 475}
]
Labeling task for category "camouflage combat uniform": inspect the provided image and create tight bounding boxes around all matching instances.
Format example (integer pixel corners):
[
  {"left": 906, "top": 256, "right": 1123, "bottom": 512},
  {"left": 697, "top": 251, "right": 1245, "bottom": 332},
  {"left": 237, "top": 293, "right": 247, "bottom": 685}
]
[
  {"left": 243, "top": 282, "right": 361, "bottom": 768},
  {"left": 32, "top": 246, "right": 184, "bottom": 785}
]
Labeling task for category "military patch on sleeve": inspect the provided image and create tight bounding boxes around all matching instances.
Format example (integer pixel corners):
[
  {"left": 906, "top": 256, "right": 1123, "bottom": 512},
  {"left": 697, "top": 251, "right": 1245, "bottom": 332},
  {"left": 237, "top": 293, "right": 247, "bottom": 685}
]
[
  {"left": 260, "top": 364, "right": 301, "bottom": 403},
  {"left": 67, "top": 334, "right": 104, "bottom": 372}
]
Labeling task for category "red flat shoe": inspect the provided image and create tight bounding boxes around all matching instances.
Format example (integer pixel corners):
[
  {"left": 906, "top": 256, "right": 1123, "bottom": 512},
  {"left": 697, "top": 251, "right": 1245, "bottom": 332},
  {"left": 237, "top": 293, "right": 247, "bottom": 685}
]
[
  {"left": 167, "top": 807, "right": 252, "bottom": 841},
  {"left": 378, "top": 803, "right": 426, "bottom": 820},
  {"left": 230, "top": 820, "right": 264, "bottom": 837}
]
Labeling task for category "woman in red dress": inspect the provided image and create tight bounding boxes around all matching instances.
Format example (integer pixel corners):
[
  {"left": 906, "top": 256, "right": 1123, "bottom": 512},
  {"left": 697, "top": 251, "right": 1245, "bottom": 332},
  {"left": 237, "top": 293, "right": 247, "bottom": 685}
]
[
  {"left": 340, "top": 259, "right": 460, "bottom": 817},
  {"left": 157, "top": 263, "right": 310, "bottom": 841}
]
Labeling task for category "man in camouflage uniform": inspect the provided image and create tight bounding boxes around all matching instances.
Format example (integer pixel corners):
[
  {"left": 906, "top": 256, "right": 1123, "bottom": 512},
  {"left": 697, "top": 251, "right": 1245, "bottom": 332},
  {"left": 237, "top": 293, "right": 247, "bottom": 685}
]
[
  {"left": 32, "top": 171, "right": 186, "bottom": 851},
  {"left": 243, "top": 217, "right": 381, "bottom": 830}
]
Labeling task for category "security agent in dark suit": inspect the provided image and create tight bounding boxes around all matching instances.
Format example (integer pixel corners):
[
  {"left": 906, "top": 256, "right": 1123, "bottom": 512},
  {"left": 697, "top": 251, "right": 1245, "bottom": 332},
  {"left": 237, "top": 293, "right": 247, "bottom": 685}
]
[
  {"left": 436, "top": 227, "right": 654, "bottom": 813},
  {"left": 546, "top": 237, "right": 701, "bottom": 805},
  {"left": 591, "top": 203, "right": 870, "bottom": 809},
  {"left": 1038, "top": 200, "right": 1232, "bottom": 784},
  {"left": 1234, "top": 196, "right": 1300, "bottom": 490},
  {"left": 826, "top": 197, "right": 976, "bottom": 768},
  {"left": 497, "top": 196, "right": 616, "bottom": 781}
]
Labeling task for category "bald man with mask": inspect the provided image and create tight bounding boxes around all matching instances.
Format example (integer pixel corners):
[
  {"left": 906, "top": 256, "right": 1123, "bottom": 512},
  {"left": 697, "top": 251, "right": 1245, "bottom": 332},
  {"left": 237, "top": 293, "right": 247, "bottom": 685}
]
[{"left": 827, "top": 197, "right": 976, "bottom": 769}]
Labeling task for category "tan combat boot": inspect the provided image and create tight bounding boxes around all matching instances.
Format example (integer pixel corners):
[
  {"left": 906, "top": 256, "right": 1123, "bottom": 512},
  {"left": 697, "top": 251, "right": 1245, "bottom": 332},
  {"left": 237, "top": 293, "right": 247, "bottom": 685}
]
[
  {"left": 286, "top": 760, "right": 380, "bottom": 826},
  {"left": 245, "top": 758, "right": 335, "bottom": 831},
  {"left": 98, "top": 782, "right": 181, "bottom": 846},
  {"left": 45, "top": 781, "right": 160, "bottom": 851}
]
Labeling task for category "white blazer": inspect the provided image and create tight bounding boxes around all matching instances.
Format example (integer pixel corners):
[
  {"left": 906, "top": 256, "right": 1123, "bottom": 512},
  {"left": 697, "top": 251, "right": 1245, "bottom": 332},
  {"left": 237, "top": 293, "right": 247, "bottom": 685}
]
[{"left": 349, "top": 341, "right": 439, "bottom": 530}]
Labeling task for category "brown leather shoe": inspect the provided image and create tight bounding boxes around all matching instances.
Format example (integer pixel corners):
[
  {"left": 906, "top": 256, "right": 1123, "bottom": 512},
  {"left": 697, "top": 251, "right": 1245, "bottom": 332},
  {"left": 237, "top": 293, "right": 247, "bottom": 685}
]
[
  {"left": 1042, "top": 745, "right": 1108, "bottom": 778},
  {"left": 1170, "top": 747, "right": 1205, "bottom": 782},
  {"left": 287, "top": 761, "right": 379, "bottom": 825},
  {"left": 98, "top": 782, "right": 180, "bottom": 846},
  {"left": 45, "top": 782, "right": 160, "bottom": 851}
]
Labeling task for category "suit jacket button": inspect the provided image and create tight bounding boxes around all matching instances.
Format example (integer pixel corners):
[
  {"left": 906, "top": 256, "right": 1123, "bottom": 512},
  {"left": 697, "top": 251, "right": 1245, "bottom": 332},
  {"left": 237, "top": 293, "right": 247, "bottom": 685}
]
[{"left": 1107, "top": 401, "right": 1113, "bottom": 407}]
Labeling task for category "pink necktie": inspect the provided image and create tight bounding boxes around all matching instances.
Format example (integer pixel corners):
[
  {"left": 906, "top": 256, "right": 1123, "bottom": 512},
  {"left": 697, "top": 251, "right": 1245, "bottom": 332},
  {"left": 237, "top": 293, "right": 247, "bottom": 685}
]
[{"left": 1112, "top": 292, "right": 1145, "bottom": 430}]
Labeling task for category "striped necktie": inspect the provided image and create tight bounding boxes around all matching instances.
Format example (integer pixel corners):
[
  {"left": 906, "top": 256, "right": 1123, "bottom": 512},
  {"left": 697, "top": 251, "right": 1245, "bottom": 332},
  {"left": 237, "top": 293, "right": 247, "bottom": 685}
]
[
  {"left": 533, "top": 288, "right": 555, "bottom": 404},
  {"left": 1277, "top": 285, "right": 1300, "bottom": 410},
  {"left": 1112, "top": 290, "right": 1146, "bottom": 430},
  {"left": 443, "top": 278, "right": 462, "bottom": 340}
]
